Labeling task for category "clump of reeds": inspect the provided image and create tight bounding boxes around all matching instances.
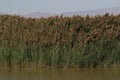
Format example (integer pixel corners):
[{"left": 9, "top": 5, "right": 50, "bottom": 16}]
[{"left": 0, "top": 14, "right": 120, "bottom": 68}]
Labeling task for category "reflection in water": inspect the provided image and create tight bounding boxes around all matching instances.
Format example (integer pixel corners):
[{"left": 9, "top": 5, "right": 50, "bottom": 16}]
[{"left": 0, "top": 68, "right": 120, "bottom": 80}]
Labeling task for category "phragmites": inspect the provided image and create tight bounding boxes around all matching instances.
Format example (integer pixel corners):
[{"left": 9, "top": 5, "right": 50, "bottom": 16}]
[{"left": 0, "top": 13, "right": 120, "bottom": 68}]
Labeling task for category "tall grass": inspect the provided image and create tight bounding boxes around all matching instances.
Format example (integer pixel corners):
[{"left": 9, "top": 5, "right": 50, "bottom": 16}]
[{"left": 0, "top": 14, "right": 120, "bottom": 68}]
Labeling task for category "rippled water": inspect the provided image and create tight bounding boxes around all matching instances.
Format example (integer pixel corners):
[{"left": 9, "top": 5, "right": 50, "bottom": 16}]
[{"left": 0, "top": 68, "right": 120, "bottom": 80}]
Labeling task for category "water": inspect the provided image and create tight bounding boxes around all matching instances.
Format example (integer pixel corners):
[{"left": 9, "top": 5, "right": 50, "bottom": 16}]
[{"left": 0, "top": 68, "right": 120, "bottom": 80}]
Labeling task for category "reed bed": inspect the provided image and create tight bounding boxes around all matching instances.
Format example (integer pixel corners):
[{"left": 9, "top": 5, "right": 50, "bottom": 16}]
[{"left": 0, "top": 14, "right": 120, "bottom": 68}]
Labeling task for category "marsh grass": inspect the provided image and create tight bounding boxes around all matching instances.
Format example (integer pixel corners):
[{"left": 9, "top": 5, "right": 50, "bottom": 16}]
[{"left": 0, "top": 14, "right": 120, "bottom": 68}]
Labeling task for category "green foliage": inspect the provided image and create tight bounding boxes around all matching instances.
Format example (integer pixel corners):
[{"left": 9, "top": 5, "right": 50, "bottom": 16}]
[{"left": 0, "top": 14, "right": 120, "bottom": 68}]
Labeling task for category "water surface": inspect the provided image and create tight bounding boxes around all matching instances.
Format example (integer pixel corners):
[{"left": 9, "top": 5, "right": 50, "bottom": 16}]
[{"left": 0, "top": 68, "right": 120, "bottom": 80}]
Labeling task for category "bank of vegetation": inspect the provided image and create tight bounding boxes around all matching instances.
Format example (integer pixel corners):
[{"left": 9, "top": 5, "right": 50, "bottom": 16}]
[{"left": 0, "top": 13, "right": 120, "bottom": 68}]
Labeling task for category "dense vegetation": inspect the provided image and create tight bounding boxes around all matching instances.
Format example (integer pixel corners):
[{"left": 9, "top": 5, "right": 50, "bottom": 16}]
[{"left": 0, "top": 14, "right": 120, "bottom": 68}]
